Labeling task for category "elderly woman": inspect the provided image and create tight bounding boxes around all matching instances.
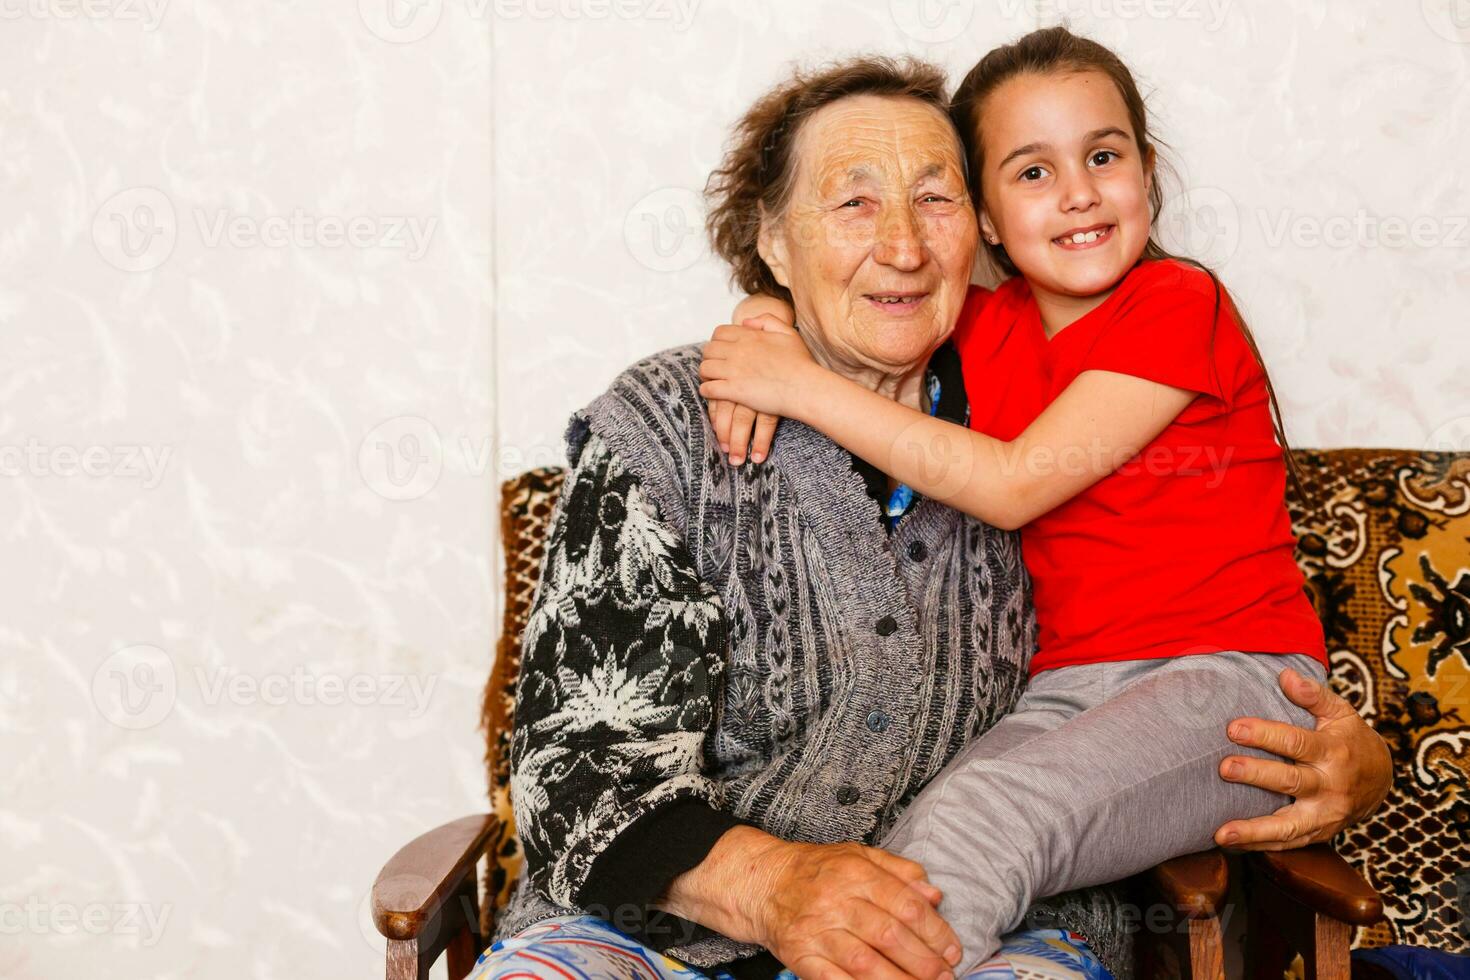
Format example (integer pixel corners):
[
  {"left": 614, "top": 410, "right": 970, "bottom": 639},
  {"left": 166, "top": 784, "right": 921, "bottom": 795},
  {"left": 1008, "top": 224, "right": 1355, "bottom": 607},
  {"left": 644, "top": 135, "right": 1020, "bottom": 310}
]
[{"left": 473, "top": 57, "right": 1389, "bottom": 980}]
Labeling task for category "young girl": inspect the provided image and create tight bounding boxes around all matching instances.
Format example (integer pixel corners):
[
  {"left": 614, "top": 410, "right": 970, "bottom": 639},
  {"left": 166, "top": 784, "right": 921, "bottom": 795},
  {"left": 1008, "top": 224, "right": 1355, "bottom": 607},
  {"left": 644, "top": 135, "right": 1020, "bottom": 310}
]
[{"left": 697, "top": 27, "right": 1330, "bottom": 974}]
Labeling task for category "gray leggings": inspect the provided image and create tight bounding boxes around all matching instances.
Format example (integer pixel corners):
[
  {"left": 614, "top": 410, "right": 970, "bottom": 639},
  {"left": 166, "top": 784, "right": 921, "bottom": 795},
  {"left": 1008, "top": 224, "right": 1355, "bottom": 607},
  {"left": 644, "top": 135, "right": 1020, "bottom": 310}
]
[{"left": 880, "top": 651, "right": 1325, "bottom": 974}]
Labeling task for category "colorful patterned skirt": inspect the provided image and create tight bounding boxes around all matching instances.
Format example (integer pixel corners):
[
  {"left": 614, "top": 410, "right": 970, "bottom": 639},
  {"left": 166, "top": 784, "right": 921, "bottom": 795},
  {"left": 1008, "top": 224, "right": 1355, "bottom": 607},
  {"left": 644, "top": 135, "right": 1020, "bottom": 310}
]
[{"left": 468, "top": 915, "right": 1112, "bottom": 980}]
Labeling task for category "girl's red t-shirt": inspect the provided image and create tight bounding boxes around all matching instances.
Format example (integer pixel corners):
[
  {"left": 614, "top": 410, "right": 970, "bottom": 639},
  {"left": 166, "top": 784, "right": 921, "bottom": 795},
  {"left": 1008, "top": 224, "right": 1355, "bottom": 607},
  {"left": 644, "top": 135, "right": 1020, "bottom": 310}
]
[{"left": 951, "top": 259, "right": 1327, "bottom": 676}]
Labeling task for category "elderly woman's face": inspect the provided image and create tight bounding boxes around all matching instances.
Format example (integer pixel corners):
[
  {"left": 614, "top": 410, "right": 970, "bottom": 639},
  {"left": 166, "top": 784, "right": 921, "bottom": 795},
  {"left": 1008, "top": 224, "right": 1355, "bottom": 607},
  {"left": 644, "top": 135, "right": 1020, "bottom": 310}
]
[{"left": 760, "top": 95, "right": 978, "bottom": 374}]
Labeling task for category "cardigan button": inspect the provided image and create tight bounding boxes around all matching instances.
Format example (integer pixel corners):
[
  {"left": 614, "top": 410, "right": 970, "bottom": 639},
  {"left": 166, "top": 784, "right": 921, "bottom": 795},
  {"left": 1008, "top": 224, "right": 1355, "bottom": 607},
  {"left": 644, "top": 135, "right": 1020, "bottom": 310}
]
[
  {"left": 866, "top": 710, "right": 891, "bottom": 733},
  {"left": 835, "top": 785, "right": 861, "bottom": 805},
  {"left": 907, "top": 541, "right": 928, "bottom": 562},
  {"left": 875, "top": 615, "right": 899, "bottom": 637}
]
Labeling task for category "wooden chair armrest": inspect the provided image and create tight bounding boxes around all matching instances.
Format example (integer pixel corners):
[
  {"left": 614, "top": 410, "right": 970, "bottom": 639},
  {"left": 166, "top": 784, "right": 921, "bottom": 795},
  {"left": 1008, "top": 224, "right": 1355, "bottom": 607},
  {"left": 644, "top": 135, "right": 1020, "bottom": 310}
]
[
  {"left": 1147, "top": 849, "right": 1230, "bottom": 919},
  {"left": 1247, "top": 845, "right": 1383, "bottom": 926},
  {"left": 373, "top": 813, "right": 498, "bottom": 941}
]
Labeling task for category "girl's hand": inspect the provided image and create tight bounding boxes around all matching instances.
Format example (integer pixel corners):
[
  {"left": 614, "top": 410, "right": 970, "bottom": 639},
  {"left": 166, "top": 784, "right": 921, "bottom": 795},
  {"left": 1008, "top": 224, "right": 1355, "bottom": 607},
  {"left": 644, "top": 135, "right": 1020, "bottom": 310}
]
[
  {"left": 1214, "top": 667, "right": 1393, "bottom": 850},
  {"left": 704, "top": 315, "right": 789, "bottom": 465},
  {"left": 702, "top": 318, "right": 817, "bottom": 464}
]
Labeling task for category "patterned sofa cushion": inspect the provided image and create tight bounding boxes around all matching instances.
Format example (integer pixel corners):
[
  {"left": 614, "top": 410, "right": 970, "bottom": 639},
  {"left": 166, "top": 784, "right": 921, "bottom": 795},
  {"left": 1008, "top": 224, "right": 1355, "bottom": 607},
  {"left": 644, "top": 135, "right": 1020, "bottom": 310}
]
[
  {"left": 481, "top": 449, "right": 1470, "bottom": 953},
  {"left": 1288, "top": 449, "right": 1470, "bottom": 952},
  {"left": 480, "top": 467, "right": 564, "bottom": 928}
]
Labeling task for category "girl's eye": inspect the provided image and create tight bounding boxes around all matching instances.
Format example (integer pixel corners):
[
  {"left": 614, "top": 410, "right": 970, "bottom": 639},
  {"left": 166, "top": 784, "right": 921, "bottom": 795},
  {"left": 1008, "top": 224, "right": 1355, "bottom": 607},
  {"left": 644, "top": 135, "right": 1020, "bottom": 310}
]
[
  {"left": 1089, "top": 150, "right": 1118, "bottom": 167},
  {"left": 1020, "top": 165, "right": 1049, "bottom": 182}
]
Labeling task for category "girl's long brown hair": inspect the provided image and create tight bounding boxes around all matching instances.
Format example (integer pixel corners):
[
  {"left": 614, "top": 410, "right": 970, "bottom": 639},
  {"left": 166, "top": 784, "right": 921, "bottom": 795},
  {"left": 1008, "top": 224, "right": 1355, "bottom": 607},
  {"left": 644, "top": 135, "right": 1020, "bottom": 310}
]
[{"left": 950, "top": 26, "right": 1305, "bottom": 498}]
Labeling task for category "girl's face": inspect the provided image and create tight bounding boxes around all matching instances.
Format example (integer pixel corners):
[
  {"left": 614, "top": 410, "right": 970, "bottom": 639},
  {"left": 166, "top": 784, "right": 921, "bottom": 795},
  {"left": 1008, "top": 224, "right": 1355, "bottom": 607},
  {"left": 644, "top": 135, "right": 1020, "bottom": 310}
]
[{"left": 976, "top": 69, "right": 1154, "bottom": 305}]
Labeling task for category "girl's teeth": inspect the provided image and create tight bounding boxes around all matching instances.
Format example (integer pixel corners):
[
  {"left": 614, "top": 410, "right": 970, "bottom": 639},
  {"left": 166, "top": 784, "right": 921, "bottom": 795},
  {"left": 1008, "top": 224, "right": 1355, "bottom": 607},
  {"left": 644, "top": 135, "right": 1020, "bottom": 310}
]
[{"left": 1065, "top": 229, "right": 1105, "bottom": 244}]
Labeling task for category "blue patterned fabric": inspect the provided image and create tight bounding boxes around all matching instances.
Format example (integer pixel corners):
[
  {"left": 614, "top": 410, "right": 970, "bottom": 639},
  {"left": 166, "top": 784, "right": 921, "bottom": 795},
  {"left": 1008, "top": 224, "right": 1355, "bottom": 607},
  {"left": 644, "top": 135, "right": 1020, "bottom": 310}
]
[
  {"left": 468, "top": 915, "right": 1111, "bottom": 980},
  {"left": 1351, "top": 945, "right": 1470, "bottom": 979},
  {"left": 975, "top": 929, "right": 1114, "bottom": 979},
  {"left": 883, "top": 372, "right": 948, "bottom": 528}
]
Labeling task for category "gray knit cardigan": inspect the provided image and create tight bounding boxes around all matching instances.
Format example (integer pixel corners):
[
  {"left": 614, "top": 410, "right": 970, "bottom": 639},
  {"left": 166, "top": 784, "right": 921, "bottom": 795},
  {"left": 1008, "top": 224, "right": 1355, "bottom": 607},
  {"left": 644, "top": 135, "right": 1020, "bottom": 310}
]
[{"left": 495, "top": 343, "right": 1133, "bottom": 977}]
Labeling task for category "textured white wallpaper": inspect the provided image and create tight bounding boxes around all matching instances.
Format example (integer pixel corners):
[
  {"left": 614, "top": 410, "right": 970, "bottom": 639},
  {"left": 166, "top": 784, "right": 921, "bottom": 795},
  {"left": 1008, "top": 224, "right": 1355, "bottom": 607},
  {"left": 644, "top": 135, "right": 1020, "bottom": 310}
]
[
  {"left": 4, "top": 3, "right": 494, "bottom": 978},
  {"left": 495, "top": 0, "right": 1470, "bottom": 469},
  {"left": 3, "top": 1, "right": 1468, "bottom": 978}
]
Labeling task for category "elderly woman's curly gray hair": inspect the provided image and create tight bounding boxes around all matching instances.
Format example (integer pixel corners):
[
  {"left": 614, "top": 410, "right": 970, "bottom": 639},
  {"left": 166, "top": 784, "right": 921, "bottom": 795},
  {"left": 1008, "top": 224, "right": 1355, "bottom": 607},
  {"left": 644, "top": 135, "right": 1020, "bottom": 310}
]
[{"left": 703, "top": 55, "right": 954, "bottom": 306}]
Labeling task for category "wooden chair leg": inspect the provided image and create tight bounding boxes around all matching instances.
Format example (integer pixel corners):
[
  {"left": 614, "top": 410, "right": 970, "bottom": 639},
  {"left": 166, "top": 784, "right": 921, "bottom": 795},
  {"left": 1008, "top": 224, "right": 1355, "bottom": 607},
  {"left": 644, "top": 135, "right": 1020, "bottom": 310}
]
[
  {"left": 446, "top": 874, "right": 484, "bottom": 980},
  {"left": 383, "top": 871, "right": 484, "bottom": 980},
  {"left": 1136, "top": 909, "right": 1226, "bottom": 980},
  {"left": 1186, "top": 915, "right": 1225, "bottom": 980},
  {"left": 1245, "top": 868, "right": 1353, "bottom": 980},
  {"left": 1135, "top": 850, "right": 1230, "bottom": 979},
  {"left": 386, "top": 937, "right": 431, "bottom": 980},
  {"left": 1309, "top": 916, "right": 1352, "bottom": 980}
]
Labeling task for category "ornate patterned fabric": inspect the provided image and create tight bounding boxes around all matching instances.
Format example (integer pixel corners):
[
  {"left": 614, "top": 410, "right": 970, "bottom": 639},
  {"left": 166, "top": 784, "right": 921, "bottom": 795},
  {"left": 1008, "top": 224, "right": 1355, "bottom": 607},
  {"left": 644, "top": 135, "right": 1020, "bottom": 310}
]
[
  {"left": 483, "top": 446, "right": 1470, "bottom": 957},
  {"left": 480, "top": 466, "right": 565, "bottom": 933},
  {"left": 1288, "top": 449, "right": 1470, "bottom": 953},
  {"left": 466, "top": 916, "right": 1109, "bottom": 980},
  {"left": 469, "top": 916, "right": 755, "bottom": 980}
]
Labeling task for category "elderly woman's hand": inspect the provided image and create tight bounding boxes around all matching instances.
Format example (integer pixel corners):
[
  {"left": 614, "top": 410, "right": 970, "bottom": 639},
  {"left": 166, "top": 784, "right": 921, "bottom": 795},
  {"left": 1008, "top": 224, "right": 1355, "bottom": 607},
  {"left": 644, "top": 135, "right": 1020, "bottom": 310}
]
[
  {"left": 1214, "top": 666, "right": 1392, "bottom": 850},
  {"left": 747, "top": 837, "right": 964, "bottom": 980}
]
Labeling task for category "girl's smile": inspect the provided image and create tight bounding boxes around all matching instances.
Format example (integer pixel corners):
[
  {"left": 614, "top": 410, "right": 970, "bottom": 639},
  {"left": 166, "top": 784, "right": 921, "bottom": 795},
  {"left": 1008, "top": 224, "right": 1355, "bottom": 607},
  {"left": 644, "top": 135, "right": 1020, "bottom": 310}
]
[{"left": 1052, "top": 223, "right": 1115, "bottom": 250}]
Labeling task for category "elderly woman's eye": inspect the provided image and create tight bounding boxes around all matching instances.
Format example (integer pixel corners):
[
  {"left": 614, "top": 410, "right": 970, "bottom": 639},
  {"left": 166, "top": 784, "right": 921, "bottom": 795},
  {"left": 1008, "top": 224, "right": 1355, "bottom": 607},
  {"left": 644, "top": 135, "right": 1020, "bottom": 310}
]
[
  {"left": 919, "top": 194, "right": 951, "bottom": 204},
  {"left": 1089, "top": 150, "right": 1118, "bottom": 167},
  {"left": 841, "top": 198, "right": 866, "bottom": 208}
]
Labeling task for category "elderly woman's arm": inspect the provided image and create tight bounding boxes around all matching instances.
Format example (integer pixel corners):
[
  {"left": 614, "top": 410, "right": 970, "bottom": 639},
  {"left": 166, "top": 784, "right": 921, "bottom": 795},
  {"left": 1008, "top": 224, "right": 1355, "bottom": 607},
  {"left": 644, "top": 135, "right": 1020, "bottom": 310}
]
[
  {"left": 509, "top": 430, "right": 746, "bottom": 947},
  {"left": 1214, "top": 665, "right": 1392, "bottom": 849}
]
